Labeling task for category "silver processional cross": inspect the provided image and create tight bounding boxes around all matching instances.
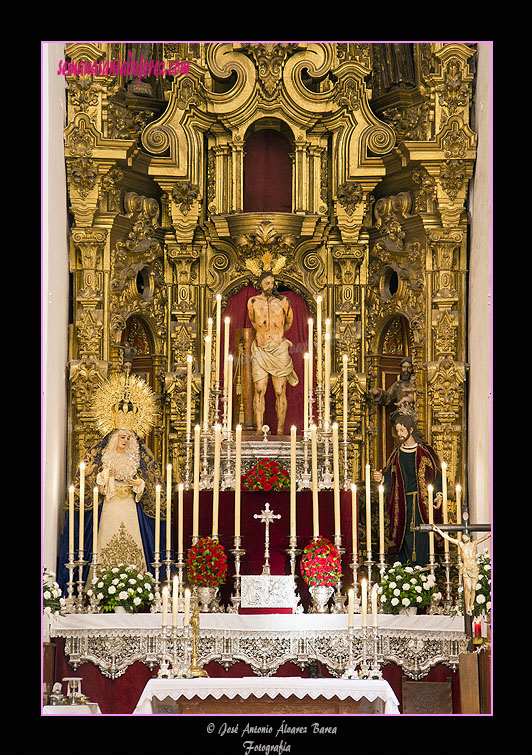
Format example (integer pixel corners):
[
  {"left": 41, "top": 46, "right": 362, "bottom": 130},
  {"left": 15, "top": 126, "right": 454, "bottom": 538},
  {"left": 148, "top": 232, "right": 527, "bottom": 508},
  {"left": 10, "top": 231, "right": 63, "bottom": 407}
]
[{"left": 254, "top": 502, "right": 281, "bottom": 576}]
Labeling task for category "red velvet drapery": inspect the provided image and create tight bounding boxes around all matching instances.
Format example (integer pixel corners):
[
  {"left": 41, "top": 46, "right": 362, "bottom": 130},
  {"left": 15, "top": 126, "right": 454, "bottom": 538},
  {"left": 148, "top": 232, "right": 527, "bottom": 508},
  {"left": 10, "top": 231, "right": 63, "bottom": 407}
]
[
  {"left": 220, "top": 285, "right": 310, "bottom": 434},
  {"left": 243, "top": 129, "right": 292, "bottom": 212}
]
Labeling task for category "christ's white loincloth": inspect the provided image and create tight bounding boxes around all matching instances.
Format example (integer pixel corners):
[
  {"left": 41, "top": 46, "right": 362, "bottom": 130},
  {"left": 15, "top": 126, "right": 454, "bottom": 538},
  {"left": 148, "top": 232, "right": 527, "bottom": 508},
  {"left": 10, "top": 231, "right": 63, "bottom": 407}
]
[{"left": 251, "top": 339, "right": 299, "bottom": 386}]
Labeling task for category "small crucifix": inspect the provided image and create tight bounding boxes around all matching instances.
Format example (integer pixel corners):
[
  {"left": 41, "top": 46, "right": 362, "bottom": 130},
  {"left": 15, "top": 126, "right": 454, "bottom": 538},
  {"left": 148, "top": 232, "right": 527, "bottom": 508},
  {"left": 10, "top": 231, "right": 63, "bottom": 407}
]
[
  {"left": 254, "top": 502, "right": 281, "bottom": 576},
  {"left": 417, "top": 512, "right": 491, "bottom": 650}
]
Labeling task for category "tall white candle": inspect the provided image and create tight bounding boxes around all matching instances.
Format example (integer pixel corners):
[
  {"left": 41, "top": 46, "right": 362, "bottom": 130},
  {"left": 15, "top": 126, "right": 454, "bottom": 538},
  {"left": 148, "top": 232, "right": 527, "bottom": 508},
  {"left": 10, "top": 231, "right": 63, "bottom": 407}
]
[
  {"left": 307, "top": 317, "right": 314, "bottom": 403},
  {"left": 223, "top": 316, "right": 230, "bottom": 388},
  {"left": 215, "top": 294, "right": 222, "bottom": 386},
  {"left": 361, "top": 578, "right": 367, "bottom": 628},
  {"left": 166, "top": 464, "right": 172, "bottom": 553},
  {"left": 212, "top": 424, "right": 221, "bottom": 538},
  {"left": 428, "top": 484, "right": 434, "bottom": 557},
  {"left": 378, "top": 484, "right": 385, "bottom": 556},
  {"left": 351, "top": 483, "right": 357, "bottom": 557},
  {"left": 186, "top": 354, "right": 193, "bottom": 438},
  {"left": 227, "top": 354, "right": 233, "bottom": 431},
  {"left": 172, "top": 575, "right": 178, "bottom": 628},
  {"left": 92, "top": 487, "right": 99, "bottom": 559},
  {"left": 311, "top": 424, "right": 319, "bottom": 537},
  {"left": 193, "top": 425, "right": 200, "bottom": 538},
  {"left": 79, "top": 462, "right": 85, "bottom": 552},
  {"left": 342, "top": 354, "right": 348, "bottom": 443},
  {"left": 348, "top": 588, "right": 354, "bottom": 628},
  {"left": 203, "top": 334, "right": 211, "bottom": 430},
  {"left": 456, "top": 484, "right": 462, "bottom": 544},
  {"left": 365, "top": 463, "right": 371, "bottom": 556},
  {"left": 161, "top": 585, "right": 168, "bottom": 628},
  {"left": 234, "top": 425, "right": 242, "bottom": 537},
  {"left": 303, "top": 353, "right": 309, "bottom": 432},
  {"left": 316, "top": 296, "right": 322, "bottom": 384},
  {"left": 441, "top": 462, "right": 449, "bottom": 554},
  {"left": 324, "top": 331, "right": 331, "bottom": 425},
  {"left": 155, "top": 484, "right": 161, "bottom": 554},
  {"left": 178, "top": 483, "right": 184, "bottom": 555},
  {"left": 69, "top": 485, "right": 75, "bottom": 555},
  {"left": 371, "top": 583, "right": 379, "bottom": 627},
  {"left": 332, "top": 423, "right": 340, "bottom": 537},
  {"left": 290, "top": 425, "right": 297, "bottom": 537}
]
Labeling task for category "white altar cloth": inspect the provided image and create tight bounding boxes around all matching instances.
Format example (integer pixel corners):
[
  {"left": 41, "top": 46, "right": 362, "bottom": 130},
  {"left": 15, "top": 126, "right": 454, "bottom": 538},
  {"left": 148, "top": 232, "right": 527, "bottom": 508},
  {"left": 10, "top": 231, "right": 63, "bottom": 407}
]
[
  {"left": 51, "top": 612, "right": 464, "bottom": 633},
  {"left": 133, "top": 677, "right": 400, "bottom": 715}
]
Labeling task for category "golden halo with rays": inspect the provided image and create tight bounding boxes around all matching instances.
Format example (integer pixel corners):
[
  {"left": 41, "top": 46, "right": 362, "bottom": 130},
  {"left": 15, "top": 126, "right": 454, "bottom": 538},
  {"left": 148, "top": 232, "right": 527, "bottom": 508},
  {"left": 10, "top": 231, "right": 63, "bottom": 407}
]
[{"left": 92, "top": 372, "right": 158, "bottom": 439}]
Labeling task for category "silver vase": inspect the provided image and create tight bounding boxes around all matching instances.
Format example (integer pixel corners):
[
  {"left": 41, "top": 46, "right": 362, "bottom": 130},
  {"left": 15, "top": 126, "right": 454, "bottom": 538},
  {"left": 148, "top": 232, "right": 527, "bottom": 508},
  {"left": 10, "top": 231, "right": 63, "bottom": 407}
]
[
  {"left": 197, "top": 585, "right": 219, "bottom": 612},
  {"left": 309, "top": 584, "right": 334, "bottom": 613}
]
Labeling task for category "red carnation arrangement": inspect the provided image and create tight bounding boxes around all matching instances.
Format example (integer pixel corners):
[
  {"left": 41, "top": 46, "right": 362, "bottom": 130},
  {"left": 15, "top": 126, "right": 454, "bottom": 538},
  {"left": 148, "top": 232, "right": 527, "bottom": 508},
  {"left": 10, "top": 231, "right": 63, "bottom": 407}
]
[
  {"left": 241, "top": 458, "right": 290, "bottom": 492},
  {"left": 300, "top": 536, "right": 342, "bottom": 587},
  {"left": 186, "top": 536, "right": 228, "bottom": 586}
]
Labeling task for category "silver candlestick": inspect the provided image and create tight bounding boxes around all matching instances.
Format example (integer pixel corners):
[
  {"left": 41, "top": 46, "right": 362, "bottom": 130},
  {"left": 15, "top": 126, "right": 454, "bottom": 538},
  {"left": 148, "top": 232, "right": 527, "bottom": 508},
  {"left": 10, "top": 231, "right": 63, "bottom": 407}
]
[
  {"left": 369, "top": 625, "right": 383, "bottom": 679},
  {"left": 64, "top": 553, "right": 77, "bottom": 613},
  {"left": 342, "top": 625, "right": 359, "bottom": 679},
  {"left": 228, "top": 535, "right": 245, "bottom": 613},
  {"left": 75, "top": 552, "right": 87, "bottom": 613},
  {"left": 331, "top": 535, "right": 346, "bottom": 613},
  {"left": 285, "top": 535, "right": 301, "bottom": 578},
  {"left": 150, "top": 554, "right": 163, "bottom": 613},
  {"left": 350, "top": 556, "right": 361, "bottom": 612}
]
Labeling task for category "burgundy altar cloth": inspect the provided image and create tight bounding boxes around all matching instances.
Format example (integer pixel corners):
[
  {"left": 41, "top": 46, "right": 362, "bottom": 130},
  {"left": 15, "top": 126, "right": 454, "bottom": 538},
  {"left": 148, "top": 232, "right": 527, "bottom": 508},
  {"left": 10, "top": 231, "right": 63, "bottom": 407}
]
[
  {"left": 179, "top": 489, "right": 354, "bottom": 609},
  {"left": 52, "top": 643, "right": 461, "bottom": 715}
]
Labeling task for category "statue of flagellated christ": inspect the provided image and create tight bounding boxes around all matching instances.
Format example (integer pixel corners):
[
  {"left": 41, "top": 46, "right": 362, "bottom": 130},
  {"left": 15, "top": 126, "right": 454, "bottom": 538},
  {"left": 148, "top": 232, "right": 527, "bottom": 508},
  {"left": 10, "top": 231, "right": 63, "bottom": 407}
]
[{"left": 247, "top": 270, "right": 299, "bottom": 435}]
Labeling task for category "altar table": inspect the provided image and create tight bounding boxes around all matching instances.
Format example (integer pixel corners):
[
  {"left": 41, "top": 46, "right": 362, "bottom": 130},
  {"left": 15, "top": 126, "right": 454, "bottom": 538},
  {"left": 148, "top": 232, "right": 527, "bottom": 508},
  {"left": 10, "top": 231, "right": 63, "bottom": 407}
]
[
  {"left": 133, "top": 677, "right": 400, "bottom": 715},
  {"left": 50, "top": 612, "right": 467, "bottom": 681}
]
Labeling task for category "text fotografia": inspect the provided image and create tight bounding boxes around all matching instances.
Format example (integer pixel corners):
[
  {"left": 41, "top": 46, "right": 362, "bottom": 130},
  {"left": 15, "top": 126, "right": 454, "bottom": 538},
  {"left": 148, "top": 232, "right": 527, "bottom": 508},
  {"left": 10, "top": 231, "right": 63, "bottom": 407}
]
[{"left": 57, "top": 52, "right": 190, "bottom": 81}]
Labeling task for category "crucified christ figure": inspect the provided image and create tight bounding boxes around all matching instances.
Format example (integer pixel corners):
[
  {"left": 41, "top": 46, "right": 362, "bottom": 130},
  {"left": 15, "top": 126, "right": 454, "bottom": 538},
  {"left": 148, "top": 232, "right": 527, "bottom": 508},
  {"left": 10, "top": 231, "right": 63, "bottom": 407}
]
[
  {"left": 432, "top": 525, "right": 491, "bottom": 616},
  {"left": 247, "top": 271, "right": 299, "bottom": 435}
]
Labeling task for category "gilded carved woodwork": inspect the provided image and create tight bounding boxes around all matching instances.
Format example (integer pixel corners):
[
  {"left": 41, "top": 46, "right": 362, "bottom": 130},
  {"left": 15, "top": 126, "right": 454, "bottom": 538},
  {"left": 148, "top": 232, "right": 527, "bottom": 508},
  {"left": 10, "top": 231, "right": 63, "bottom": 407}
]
[{"left": 63, "top": 41, "right": 477, "bottom": 498}]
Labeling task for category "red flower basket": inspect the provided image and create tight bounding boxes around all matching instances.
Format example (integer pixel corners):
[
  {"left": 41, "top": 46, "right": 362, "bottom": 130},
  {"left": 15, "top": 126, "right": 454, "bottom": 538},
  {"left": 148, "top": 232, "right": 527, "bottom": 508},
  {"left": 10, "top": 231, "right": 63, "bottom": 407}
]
[
  {"left": 186, "top": 536, "right": 228, "bottom": 586},
  {"left": 241, "top": 458, "right": 290, "bottom": 492},
  {"left": 300, "top": 536, "right": 342, "bottom": 587}
]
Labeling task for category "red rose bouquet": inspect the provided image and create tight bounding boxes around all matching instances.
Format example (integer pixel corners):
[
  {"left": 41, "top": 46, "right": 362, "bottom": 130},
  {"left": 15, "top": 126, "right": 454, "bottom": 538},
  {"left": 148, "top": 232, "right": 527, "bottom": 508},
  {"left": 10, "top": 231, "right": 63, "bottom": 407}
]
[
  {"left": 241, "top": 458, "right": 290, "bottom": 492},
  {"left": 300, "top": 536, "right": 342, "bottom": 587},
  {"left": 186, "top": 537, "right": 228, "bottom": 586}
]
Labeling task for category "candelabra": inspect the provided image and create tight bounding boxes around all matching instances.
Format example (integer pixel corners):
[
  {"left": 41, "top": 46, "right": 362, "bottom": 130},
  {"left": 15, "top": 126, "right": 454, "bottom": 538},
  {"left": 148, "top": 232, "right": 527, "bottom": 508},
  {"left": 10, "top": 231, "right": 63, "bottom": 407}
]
[
  {"left": 222, "top": 430, "right": 235, "bottom": 489},
  {"left": 299, "top": 430, "right": 311, "bottom": 489},
  {"left": 184, "top": 433, "right": 192, "bottom": 489},
  {"left": 189, "top": 600, "right": 209, "bottom": 677},
  {"left": 64, "top": 553, "right": 77, "bottom": 613},
  {"left": 331, "top": 535, "right": 346, "bottom": 613},
  {"left": 349, "top": 554, "right": 361, "bottom": 613},
  {"left": 368, "top": 625, "right": 383, "bottom": 679},
  {"left": 150, "top": 553, "right": 163, "bottom": 613},
  {"left": 342, "top": 438, "right": 350, "bottom": 490},
  {"left": 442, "top": 550, "right": 453, "bottom": 610},
  {"left": 358, "top": 625, "right": 370, "bottom": 679},
  {"left": 342, "top": 626, "right": 359, "bottom": 679},
  {"left": 75, "top": 551, "right": 88, "bottom": 613},
  {"left": 365, "top": 552, "right": 375, "bottom": 595},
  {"left": 228, "top": 535, "right": 245, "bottom": 613},
  {"left": 88, "top": 557, "right": 101, "bottom": 612},
  {"left": 285, "top": 535, "right": 301, "bottom": 578},
  {"left": 320, "top": 425, "right": 333, "bottom": 488}
]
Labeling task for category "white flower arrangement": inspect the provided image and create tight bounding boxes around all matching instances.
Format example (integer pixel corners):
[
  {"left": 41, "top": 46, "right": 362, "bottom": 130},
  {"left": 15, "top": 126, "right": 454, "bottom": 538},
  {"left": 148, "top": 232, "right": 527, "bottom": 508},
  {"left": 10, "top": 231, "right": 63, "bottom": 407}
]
[
  {"left": 87, "top": 563, "right": 155, "bottom": 613},
  {"left": 43, "top": 567, "right": 66, "bottom": 616},
  {"left": 379, "top": 562, "right": 438, "bottom": 614}
]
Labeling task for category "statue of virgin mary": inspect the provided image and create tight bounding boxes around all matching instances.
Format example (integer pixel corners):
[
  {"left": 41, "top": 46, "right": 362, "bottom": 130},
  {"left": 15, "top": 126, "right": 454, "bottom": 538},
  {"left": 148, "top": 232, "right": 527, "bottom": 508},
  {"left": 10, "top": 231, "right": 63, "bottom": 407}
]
[{"left": 57, "top": 369, "right": 169, "bottom": 595}]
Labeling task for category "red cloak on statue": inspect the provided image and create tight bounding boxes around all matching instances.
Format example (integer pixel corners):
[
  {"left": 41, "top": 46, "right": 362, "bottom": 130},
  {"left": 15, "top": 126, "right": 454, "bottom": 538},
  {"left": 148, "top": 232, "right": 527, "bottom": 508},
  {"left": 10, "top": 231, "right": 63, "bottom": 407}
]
[{"left": 383, "top": 444, "right": 443, "bottom": 556}]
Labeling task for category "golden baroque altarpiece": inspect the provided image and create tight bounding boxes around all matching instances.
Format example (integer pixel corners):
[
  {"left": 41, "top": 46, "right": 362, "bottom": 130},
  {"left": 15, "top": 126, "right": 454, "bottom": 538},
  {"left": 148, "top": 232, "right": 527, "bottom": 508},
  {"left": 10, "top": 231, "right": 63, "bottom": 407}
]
[{"left": 64, "top": 41, "right": 476, "bottom": 494}]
